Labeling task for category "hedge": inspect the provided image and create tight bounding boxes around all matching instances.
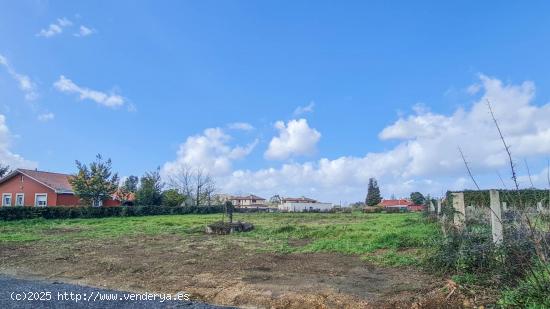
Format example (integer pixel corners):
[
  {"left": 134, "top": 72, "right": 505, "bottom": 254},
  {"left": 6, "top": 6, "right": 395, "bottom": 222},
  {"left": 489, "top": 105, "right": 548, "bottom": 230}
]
[{"left": 0, "top": 205, "right": 224, "bottom": 221}]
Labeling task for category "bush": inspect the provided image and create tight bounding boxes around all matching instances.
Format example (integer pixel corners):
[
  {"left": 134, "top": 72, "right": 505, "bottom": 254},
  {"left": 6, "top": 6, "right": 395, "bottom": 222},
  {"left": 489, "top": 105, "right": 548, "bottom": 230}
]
[
  {"left": 385, "top": 207, "right": 408, "bottom": 213},
  {"left": 0, "top": 205, "right": 224, "bottom": 221},
  {"left": 426, "top": 218, "right": 542, "bottom": 289},
  {"left": 499, "top": 263, "right": 550, "bottom": 308},
  {"left": 362, "top": 206, "right": 382, "bottom": 213}
]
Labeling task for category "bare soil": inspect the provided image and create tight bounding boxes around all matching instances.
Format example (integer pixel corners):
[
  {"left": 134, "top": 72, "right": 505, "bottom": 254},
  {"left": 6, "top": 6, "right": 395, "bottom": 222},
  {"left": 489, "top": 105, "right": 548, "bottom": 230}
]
[{"left": 0, "top": 235, "right": 466, "bottom": 308}]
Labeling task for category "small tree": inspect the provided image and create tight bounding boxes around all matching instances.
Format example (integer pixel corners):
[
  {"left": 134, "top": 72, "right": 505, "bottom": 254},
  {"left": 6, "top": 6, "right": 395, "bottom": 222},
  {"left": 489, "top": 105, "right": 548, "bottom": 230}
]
[
  {"left": 0, "top": 164, "right": 10, "bottom": 178},
  {"left": 269, "top": 195, "right": 282, "bottom": 206},
  {"left": 118, "top": 175, "right": 138, "bottom": 204},
  {"left": 365, "top": 177, "right": 382, "bottom": 206},
  {"left": 162, "top": 189, "right": 185, "bottom": 206},
  {"left": 136, "top": 168, "right": 163, "bottom": 205},
  {"left": 410, "top": 192, "right": 425, "bottom": 205},
  {"left": 69, "top": 154, "right": 119, "bottom": 206},
  {"left": 225, "top": 201, "right": 234, "bottom": 223}
]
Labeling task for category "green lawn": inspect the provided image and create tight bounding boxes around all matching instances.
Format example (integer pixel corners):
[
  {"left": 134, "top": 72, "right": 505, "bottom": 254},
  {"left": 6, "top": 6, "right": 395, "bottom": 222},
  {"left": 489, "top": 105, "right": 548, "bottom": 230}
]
[{"left": 0, "top": 212, "right": 439, "bottom": 266}]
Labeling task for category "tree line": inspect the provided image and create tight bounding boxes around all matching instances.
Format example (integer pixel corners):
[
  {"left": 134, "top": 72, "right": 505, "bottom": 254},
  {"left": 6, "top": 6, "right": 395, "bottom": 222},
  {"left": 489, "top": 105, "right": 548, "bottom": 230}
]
[
  {"left": 70, "top": 154, "right": 219, "bottom": 207},
  {"left": 0, "top": 155, "right": 218, "bottom": 207}
]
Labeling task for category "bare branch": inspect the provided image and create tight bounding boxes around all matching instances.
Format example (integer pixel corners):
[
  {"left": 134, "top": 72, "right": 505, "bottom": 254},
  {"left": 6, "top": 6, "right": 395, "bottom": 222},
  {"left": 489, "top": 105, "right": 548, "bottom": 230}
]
[
  {"left": 487, "top": 99, "right": 519, "bottom": 190},
  {"left": 496, "top": 171, "right": 507, "bottom": 189},
  {"left": 458, "top": 146, "right": 480, "bottom": 190},
  {"left": 524, "top": 158, "right": 534, "bottom": 188}
]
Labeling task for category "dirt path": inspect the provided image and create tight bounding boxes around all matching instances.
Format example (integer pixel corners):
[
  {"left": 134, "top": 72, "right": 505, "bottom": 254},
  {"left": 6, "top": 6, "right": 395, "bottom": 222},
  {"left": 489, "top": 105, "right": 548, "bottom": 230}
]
[{"left": 0, "top": 235, "right": 457, "bottom": 308}]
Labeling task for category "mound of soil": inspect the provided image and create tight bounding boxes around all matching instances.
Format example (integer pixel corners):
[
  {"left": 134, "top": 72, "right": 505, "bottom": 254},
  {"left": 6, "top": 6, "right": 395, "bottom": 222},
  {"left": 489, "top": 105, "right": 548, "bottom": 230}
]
[{"left": 205, "top": 221, "right": 254, "bottom": 235}]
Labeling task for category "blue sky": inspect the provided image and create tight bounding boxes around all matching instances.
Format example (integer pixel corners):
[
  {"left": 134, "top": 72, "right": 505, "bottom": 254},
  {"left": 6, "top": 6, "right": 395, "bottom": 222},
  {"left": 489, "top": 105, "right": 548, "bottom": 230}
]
[{"left": 2, "top": 1, "right": 550, "bottom": 203}]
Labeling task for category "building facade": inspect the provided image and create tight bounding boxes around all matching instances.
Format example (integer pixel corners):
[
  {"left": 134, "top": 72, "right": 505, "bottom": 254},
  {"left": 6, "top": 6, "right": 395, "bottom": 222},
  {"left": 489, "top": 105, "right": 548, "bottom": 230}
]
[{"left": 0, "top": 169, "right": 122, "bottom": 207}]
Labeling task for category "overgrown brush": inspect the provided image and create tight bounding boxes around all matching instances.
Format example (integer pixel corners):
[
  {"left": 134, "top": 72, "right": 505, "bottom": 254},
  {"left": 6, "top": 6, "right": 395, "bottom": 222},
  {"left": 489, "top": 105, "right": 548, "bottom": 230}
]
[{"left": 428, "top": 100, "right": 550, "bottom": 307}]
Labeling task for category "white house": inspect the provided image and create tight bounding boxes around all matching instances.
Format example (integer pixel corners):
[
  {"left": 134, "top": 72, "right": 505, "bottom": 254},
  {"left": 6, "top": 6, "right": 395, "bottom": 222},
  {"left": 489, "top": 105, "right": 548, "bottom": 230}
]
[
  {"left": 229, "top": 194, "right": 267, "bottom": 208},
  {"left": 278, "top": 196, "right": 333, "bottom": 212}
]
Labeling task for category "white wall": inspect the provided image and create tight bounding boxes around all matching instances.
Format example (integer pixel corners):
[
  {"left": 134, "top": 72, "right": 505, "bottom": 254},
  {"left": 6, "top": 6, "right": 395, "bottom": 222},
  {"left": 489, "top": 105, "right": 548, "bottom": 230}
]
[{"left": 278, "top": 202, "right": 333, "bottom": 212}]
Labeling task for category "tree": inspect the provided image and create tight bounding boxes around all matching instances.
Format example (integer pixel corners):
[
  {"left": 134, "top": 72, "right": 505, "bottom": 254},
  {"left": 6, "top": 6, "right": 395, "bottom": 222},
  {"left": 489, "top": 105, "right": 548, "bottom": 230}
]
[
  {"left": 69, "top": 154, "right": 119, "bottom": 206},
  {"left": 410, "top": 192, "right": 425, "bottom": 205},
  {"left": 118, "top": 175, "right": 138, "bottom": 204},
  {"left": 269, "top": 195, "right": 282, "bottom": 205},
  {"left": 136, "top": 168, "right": 163, "bottom": 205},
  {"left": 0, "top": 164, "right": 10, "bottom": 178},
  {"left": 225, "top": 201, "right": 234, "bottom": 223},
  {"left": 365, "top": 178, "right": 382, "bottom": 206},
  {"left": 162, "top": 189, "right": 185, "bottom": 206},
  {"left": 167, "top": 165, "right": 216, "bottom": 206}
]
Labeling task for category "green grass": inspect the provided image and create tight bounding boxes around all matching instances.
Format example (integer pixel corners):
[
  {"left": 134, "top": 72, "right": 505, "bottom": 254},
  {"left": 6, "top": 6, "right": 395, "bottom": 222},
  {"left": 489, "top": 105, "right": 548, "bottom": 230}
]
[{"left": 0, "top": 212, "right": 438, "bottom": 266}]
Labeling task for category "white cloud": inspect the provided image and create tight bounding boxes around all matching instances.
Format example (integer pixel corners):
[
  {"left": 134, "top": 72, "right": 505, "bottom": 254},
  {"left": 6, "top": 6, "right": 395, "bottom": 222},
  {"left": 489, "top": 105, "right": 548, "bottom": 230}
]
[
  {"left": 265, "top": 119, "right": 321, "bottom": 160},
  {"left": 162, "top": 128, "right": 258, "bottom": 177},
  {"left": 228, "top": 122, "right": 254, "bottom": 131},
  {"left": 0, "top": 54, "right": 38, "bottom": 100},
  {"left": 0, "top": 114, "right": 37, "bottom": 169},
  {"left": 37, "top": 112, "right": 55, "bottom": 122},
  {"left": 37, "top": 17, "right": 72, "bottom": 38},
  {"left": 293, "top": 101, "right": 315, "bottom": 116},
  {"left": 74, "top": 25, "right": 95, "bottom": 37},
  {"left": 227, "top": 75, "right": 550, "bottom": 202},
  {"left": 54, "top": 75, "right": 126, "bottom": 108},
  {"left": 164, "top": 75, "right": 550, "bottom": 203}
]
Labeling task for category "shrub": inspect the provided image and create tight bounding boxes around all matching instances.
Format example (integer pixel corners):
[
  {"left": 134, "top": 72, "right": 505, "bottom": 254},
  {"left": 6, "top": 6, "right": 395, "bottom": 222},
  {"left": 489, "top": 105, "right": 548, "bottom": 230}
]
[
  {"left": 385, "top": 207, "right": 408, "bottom": 213},
  {"left": 0, "top": 205, "right": 224, "bottom": 221},
  {"left": 499, "top": 263, "right": 550, "bottom": 308},
  {"left": 362, "top": 206, "right": 382, "bottom": 213},
  {"left": 426, "top": 219, "right": 541, "bottom": 287}
]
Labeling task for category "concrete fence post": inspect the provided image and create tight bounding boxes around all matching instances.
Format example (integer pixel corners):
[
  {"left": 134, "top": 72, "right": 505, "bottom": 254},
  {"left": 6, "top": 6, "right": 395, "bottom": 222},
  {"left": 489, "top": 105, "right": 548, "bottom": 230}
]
[
  {"left": 437, "top": 199, "right": 442, "bottom": 215},
  {"left": 537, "top": 202, "right": 543, "bottom": 213},
  {"left": 451, "top": 192, "right": 465, "bottom": 228},
  {"left": 489, "top": 189, "right": 503, "bottom": 245},
  {"left": 429, "top": 200, "right": 435, "bottom": 212}
]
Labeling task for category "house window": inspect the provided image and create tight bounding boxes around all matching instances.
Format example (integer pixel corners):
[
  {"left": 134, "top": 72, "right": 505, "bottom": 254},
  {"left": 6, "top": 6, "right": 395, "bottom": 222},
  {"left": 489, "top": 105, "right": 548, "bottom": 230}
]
[
  {"left": 92, "top": 199, "right": 103, "bottom": 207},
  {"left": 15, "top": 193, "right": 24, "bottom": 206},
  {"left": 35, "top": 194, "right": 47, "bottom": 207},
  {"left": 2, "top": 193, "right": 12, "bottom": 206}
]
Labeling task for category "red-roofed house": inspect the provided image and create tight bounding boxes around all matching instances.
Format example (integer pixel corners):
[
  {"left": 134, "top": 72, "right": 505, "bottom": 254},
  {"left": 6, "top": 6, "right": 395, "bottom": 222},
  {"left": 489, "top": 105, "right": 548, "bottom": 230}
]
[
  {"left": 379, "top": 199, "right": 424, "bottom": 212},
  {"left": 0, "top": 169, "right": 123, "bottom": 207}
]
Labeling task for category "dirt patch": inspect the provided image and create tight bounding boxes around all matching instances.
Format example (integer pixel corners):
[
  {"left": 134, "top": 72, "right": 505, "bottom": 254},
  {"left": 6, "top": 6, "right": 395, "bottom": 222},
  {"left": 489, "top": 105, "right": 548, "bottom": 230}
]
[
  {"left": 41, "top": 227, "right": 84, "bottom": 235},
  {"left": 287, "top": 238, "right": 312, "bottom": 247},
  {"left": 0, "top": 236, "right": 462, "bottom": 308}
]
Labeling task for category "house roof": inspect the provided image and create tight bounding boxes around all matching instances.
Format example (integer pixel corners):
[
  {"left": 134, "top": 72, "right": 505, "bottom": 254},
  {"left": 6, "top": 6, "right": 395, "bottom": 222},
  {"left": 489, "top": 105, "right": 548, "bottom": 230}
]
[
  {"left": 0, "top": 169, "right": 74, "bottom": 194},
  {"left": 380, "top": 199, "right": 414, "bottom": 207},
  {"left": 231, "top": 194, "right": 266, "bottom": 201},
  {"left": 282, "top": 197, "right": 317, "bottom": 203}
]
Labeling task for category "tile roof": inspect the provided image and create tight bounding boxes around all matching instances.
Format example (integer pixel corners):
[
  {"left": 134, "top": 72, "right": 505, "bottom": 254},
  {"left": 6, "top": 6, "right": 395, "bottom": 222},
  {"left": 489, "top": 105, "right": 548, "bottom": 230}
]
[
  {"left": 231, "top": 194, "right": 266, "bottom": 201},
  {"left": 14, "top": 169, "right": 74, "bottom": 193},
  {"left": 380, "top": 199, "right": 414, "bottom": 207}
]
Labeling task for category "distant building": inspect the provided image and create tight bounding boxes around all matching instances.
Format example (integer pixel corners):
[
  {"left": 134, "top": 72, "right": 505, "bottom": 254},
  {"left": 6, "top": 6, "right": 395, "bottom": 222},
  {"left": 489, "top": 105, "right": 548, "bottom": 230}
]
[
  {"left": 0, "top": 169, "right": 124, "bottom": 207},
  {"left": 378, "top": 199, "right": 424, "bottom": 212},
  {"left": 229, "top": 194, "right": 267, "bottom": 208},
  {"left": 281, "top": 197, "right": 317, "bottom": 203},
  {"left": 278, "top": 196, "right": 333, "bottom": 212}
]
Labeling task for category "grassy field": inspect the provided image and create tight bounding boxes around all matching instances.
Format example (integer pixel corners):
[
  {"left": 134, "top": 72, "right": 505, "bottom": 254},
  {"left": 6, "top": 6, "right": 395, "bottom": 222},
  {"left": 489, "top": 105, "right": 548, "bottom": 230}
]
[{"left": 0, "top": 212, "right": 438, "bottom": 266}]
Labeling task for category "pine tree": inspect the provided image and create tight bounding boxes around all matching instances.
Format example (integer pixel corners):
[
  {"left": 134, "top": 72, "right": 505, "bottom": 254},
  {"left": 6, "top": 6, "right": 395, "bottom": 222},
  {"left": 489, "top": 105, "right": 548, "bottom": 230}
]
[
  {"left": 365, "top": 178, "right": 382, "bottom": 206},
  {"left": 136, "top": 168, "right": 163, "bottom": 206},
  {"left": 69, "top": 154, "right": 119, "bottom": 206}
]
